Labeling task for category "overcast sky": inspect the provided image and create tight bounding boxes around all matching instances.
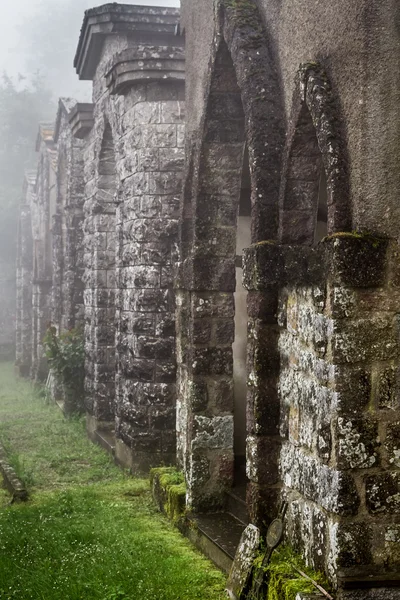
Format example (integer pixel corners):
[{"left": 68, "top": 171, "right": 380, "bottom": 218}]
[{"left": 0, "top": 0, "right": 180, "bottom": 81}]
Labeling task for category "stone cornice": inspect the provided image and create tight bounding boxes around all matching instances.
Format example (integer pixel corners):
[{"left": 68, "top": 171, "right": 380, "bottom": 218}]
[
  {"left": 35, "top": 123, "right": 55, "bottom": 153},
  {"left": 68, "top": 103, "right": 95, "bottom": 139},
  {"left": 106, "top": 45, "right": 185, "bottom": 95},
  {"left": 74, "top": 4, "right": 182, "bottom": 80},
  {"left": 53, "top": 98, "right": 78, "bottom": 143}
]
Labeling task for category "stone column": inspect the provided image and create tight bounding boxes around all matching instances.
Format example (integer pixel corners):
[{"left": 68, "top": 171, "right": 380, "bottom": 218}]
[
  {"left": 83, "top": 122, "right": 117, "bottom": 431},
  {"left": 106, "top": 46, "right": 185, "bottom": 471},
  {"left": 15, "top": 203, "right": 33, "bottom": 376}
]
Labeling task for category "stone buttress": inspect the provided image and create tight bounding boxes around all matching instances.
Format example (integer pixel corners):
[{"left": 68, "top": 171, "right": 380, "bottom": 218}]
[
  {"left": 51, "top": 98, "right": 85, "bottom": 335},
  {"left": 15, "top": 172, "right": 36, "bottom": 377},
  {"left": 30, "top": 124, "right": 57, "bottom": 381},
  {"left": 74, "top": 4, "right": 185, "bottom": 469}
]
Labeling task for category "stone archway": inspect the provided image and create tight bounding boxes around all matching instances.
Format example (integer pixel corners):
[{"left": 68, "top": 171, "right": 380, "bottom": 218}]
[
  {"left": 176, "top": 0, "right": 285, "bottom": 516},
  {"left": 279, "top": 63, "right": 350, "bottom": 244}
]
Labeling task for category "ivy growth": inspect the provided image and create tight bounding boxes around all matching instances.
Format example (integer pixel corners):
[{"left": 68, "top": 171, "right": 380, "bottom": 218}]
[{"left": 44, "top": 326, "right": 85, "bottom": 414}]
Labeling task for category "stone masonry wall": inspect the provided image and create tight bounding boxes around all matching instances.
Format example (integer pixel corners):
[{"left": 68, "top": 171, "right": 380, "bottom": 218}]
[
  {"left": 244, "top": 237, "right": 400, "bottom": 592},
  {"left": 51, "top": 100, "right": 85, "bottom": 335},
  {"left": 31, "top": 128, "right": 57, "bottom": 381},
  {"left": 79, "top": 16, "right": 185, "bottom": 469}
]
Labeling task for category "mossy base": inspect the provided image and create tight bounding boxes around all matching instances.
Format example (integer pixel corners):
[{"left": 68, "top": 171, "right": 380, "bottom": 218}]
[{"left": 150, "top": 467, "right": 186, "bottom": 522}]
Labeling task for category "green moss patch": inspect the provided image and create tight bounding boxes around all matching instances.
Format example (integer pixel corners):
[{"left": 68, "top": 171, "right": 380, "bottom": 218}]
[
  {"left": 150, "top": 467, "right": 186, "bottom": 522},
  {"left": 254, "top": 546, "right": 332, "bottom": 600}
]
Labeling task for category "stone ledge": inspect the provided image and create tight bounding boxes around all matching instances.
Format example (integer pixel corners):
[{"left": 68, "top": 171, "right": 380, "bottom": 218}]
[
  {"left": 243, "top": 235, "right": 388, "bottom": 291},
  {"left": 106, "top": 46, "right": 185, "bottom": 95},
  {"left": 0, "top": 443, "right": 28, "bottom": 502},
  {"left": 68, "top": 103, "right": 94, "bottom": 139},
  {"left": 74, "top": 4, "right": 182, "bottom": 80}
]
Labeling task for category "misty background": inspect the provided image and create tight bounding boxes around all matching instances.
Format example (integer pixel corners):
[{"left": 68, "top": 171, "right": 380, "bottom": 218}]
[{"left": 0, "top": 0, "right": 179, "bottom": 292}]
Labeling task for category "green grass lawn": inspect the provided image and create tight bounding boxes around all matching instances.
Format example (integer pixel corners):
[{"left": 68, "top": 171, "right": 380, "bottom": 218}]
[{"left": 0, "top": 363, "right": 226, "bottom": 600}]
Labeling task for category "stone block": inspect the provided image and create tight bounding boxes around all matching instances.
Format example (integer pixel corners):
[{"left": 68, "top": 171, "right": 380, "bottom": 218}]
[
  {"left": 149, "top": 171, "right": 182, "bottom": 195},
  {"left": 376, "top": 365, "right": 400, "bottom": 411},
  {"left": 142, "top": 123, "right": 177, "bottom": 148},
  {"left": 334, "top": 417, "right": 379, "bottom": 470},
  {"left": 192, "top": 347, "right": 233, "bottom": 376},
  {"left": 385, "top": 421, "right": 400, "bottom": 468},
  {"left": 155, "top": 314, "right": 175, "bottom": 337},
  {"left": 280, "top": 443, "right": 360, "bottom": 515},
  {"left": 332, "top": 317, "right": 399, "bottom": 364},
  {"left": 192, "top": 320, "right": 212, "bottom": 344},
  {"left": 155, "top": 360, "right": 176, "bottom": 382},
  {"left": 192, "top": 415, "right": 233, "bottom": 451},
  {"left": 214, "top": 320, "right": 234, "bottom": 345},
  {"left": 335, "top": 365, "right": 371, "bottom": 415},
  {"left": 187, "top": 380, "right": 208, "bottom": 412},
  {"left": 159, "top": 147, "right": 185, "bottom": 171},
  {"left": 334, "top": 522, "right": 373, "bottom": 571},
  {"left": 208, "top": 378, "right": 234, "bottom": 413},
  {"left": 325, "top": 235, "right": 388, "bottom": 288},
  {"left": 243, "top": 242, "right": 282, "bottom": 290},
  {"left": 246, "top": 436, "right": 280, "bottom": 484},
  {"left": 246, "top": 380, "right": 279, "bottom": 436},
  {"left": 246, "top": 482, "right": 280, "bottom": 528},
  {"left": 121, "top": 357, "right": 153, "bottom": 381},
  {"left": 151, "top": 406, "right": 175, "bottom": 430},
  {"left": 191, "top": 292, "right": 235, "bottom": 319},
  {"left": 366, "top": 473, "right": 400, "bottom": 514},
  {"left": 247, "top": 291, "right": 278, "bottom": 321}
]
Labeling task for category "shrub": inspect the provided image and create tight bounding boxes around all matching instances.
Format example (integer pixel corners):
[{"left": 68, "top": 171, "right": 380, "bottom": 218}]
[{"left": 44, "top": 326, "right": 85, "bottom": 414}]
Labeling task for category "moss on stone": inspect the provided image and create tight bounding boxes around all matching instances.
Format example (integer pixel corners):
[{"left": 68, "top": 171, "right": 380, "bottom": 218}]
[
  {"left": 253, "top": 545, "right": 331, "bottom": 600},
  {"left": 326, "top": 230, "right": 385, "bottom": 248},
  {"left": 150, "top": 467, "right": 186, "bottom": 522}
]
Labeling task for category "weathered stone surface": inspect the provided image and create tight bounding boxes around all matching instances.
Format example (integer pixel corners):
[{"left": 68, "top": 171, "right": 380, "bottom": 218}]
[
  {"left": 366, "top": 473, "right": 400, "bottom": 515},
  {"left": 226, "top": 524, "right": 260, "bottom": 600}
]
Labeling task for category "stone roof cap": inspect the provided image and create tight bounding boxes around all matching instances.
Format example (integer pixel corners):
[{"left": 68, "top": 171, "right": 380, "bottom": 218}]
[
  {"left": 53, "top": 97, "right": 78, "bottom": 143},
  {"left": 106, "top": 45, "right": 185, "bottom": 95},
  {"left": 24, "top": 170, "right": 37, "bottom": 187},
  {"left": 74, "top": 3, "right": 182, "bottom": 81},
  {"left": 68, "top": 103, "right": 95, "bottom": 139},
  {"left": 35, "top": 122, "right": 56, "bottom": 152}
]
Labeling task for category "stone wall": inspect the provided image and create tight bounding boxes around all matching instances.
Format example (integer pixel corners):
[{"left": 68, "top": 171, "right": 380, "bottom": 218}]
[
  {"left": 15, "top": 3, "right": 400, "bottom": 597},
  {"left": 30, "top": 125, "right": 57, "bottom": 382},
  {"left": 51, "top": 99, "right": 85, "bottom": 334},
  {"left": 74, "top": 5, "right": 185, "bottom": 470},
  {"left": 178, "top": 0, "right": 400, "bottom": 595},
  {"left": 15, "top": 173, "right": 36, "bottom": 375},
  {"left": 244, "top": 236, "right": 400, "bottom": 593}
]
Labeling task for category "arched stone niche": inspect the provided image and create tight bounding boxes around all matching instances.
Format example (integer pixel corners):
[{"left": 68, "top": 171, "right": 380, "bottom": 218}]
[
  {"left": 279, "top": 63, "right": 351, "bottom": 244},
  {"left": 176, "top": 0, "right": 285, "bottom": 515}
]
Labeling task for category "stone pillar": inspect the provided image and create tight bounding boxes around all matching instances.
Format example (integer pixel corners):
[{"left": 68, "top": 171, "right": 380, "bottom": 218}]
[
  {"left": 51, "top": 213, "right": 63, "bottom": 331},
  {"left": 31, "top": 278, "right": 52, "bottom": 382},
  {"left": 106, "top": 46, "right": 185, "bottom": 471},
  {"left": 244, "top": 235, "right": 400, "bottom": 593},
  {"left": 15, "top": 202, "right": 33, "bottom": 376},
  {"left": 83, "top": 122, "right": 117, "bottom": 430},
  {"left": 242, "top": 244, "right": 281, "bottom": 527}
]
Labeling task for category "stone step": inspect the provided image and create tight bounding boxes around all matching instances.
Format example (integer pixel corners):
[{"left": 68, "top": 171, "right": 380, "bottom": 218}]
[
  {"left": 226, "top": 484, "right": 249, "bottom": 526},
  {"left": 94, "top": 429, "right": 116, "bottom": 455},
  {"left": 184, "top": 512, "right": 246, "bottom": 574}
]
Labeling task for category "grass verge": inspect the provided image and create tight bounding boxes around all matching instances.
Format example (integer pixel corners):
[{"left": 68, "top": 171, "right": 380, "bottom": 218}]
[{"left": 0, "top": 363, "right": 226, "bottom": 599}]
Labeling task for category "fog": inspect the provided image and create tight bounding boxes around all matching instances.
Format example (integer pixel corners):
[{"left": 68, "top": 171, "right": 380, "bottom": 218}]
[{"left": 0, "top": 0, "right": 180, "bottom": 98}]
